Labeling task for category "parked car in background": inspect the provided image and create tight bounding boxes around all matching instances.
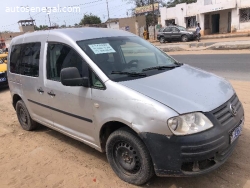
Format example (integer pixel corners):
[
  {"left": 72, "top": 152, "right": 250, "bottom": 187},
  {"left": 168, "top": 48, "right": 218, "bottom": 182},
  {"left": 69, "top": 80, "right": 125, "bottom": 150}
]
[
  {"left": 157, "top": 26, "right": 196, "bottom": 43},
  {"left": 0, "top": 53, "right": 8, "bottom": 87}
]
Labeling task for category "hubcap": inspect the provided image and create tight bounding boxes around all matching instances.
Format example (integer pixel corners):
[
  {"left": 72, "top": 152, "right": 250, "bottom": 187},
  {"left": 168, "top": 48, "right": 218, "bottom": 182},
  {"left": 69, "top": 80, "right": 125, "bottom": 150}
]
[
  {"left": 19, "top": 108, "right": 27, "bottom": 123},
  {"left": 114, "top": 142, "right": 141, "bottom": 174}
]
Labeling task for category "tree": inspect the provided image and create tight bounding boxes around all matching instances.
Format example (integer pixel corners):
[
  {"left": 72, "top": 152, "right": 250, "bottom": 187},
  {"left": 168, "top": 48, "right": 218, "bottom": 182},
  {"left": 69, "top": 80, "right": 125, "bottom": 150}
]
[
  {"left": 167, "top": 0, "right": 197, "bottom": 8},
  {"left": 79, "top": 14, "right": 101, "bottom": 25},
  {"left": 34, "top": 25, "right": 48, "bottom": 31}
]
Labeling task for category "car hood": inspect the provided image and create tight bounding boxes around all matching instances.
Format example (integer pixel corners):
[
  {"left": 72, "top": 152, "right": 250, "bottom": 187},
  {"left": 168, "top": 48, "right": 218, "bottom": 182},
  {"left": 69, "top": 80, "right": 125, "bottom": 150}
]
[{"left": 119, "top": 65, "right": 234, "bottom": 114}]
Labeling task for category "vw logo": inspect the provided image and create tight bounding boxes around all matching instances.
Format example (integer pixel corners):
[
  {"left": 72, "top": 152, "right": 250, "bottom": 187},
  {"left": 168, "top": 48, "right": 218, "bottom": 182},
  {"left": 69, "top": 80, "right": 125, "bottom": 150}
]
[{"left": 230, "top": 104, "right": 237, "bottom": 116}]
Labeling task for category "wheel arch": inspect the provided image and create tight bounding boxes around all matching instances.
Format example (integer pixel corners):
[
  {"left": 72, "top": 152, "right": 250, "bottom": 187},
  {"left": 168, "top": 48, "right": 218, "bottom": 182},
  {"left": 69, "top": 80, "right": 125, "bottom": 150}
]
[
  {"left": 99, "top": 121, "right": 138, "bottom": 152},
  {"left": 13, "top": 94, "right": 22, "bottom": 110}
]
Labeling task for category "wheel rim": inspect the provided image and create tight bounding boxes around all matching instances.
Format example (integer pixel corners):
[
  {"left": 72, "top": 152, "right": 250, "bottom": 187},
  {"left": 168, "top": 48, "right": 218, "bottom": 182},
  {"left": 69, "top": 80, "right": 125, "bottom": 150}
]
[
  {"left": 113, "top": 141, "right": 141, "bottom": 174},
  {"left": 20, "top": 107, "right": 28, "bottom": 123},
  {"left": 183, "top": 36, "right": 188, "bottom": 42},
  {"left": 160, "top": 38, "right": 164, "bottom": 43}
]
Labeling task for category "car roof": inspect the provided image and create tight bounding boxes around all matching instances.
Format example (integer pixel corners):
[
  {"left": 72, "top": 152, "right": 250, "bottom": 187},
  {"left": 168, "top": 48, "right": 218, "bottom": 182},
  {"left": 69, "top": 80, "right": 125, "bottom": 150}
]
[{"left": 13, "top": 27, "right": 136, "bottom": 43}]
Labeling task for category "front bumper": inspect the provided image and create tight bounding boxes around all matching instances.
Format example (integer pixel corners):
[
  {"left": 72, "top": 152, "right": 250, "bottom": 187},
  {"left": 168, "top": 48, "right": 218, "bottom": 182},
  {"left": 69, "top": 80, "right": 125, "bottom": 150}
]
[
  {"left": 139, "top": 94, "right": 244, "bottom": 177},
  {"left": 0, "top": 72, "right": 8, "bottom": 86}
]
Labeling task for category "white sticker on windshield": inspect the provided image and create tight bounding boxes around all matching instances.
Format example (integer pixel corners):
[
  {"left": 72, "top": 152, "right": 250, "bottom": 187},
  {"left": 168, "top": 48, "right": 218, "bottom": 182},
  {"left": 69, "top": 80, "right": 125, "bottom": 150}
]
[{"left": 88, "top": 43, "right": 116, "bottom": 54}]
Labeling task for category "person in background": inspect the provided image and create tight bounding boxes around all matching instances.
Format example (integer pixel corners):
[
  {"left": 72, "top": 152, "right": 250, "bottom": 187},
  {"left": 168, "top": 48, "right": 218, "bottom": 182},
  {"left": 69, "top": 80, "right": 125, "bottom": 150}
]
[{"left": 196, "top": 23, "right": 201, "bottom": 42}]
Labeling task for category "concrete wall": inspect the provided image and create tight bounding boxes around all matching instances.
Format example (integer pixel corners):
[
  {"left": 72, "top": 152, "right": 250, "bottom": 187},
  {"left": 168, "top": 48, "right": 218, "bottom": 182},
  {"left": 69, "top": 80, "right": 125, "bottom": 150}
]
[
  {"left": 107, "top": 22, "right": 119, "bottom": 30},
  {"left": 119, "top": 16, "right": 146, "bottom": 35},
  {"left": 219, "top": 10, "right": 230, "bottom": 33},
  {"left": 19, "top": 25, "right": 35, "bottom": 32},
  {"left": 160, "top": 0, "right": 250, "bottom": 34},
  {"left": 0, "top": 32, "right": 24, "bottom": 40}
]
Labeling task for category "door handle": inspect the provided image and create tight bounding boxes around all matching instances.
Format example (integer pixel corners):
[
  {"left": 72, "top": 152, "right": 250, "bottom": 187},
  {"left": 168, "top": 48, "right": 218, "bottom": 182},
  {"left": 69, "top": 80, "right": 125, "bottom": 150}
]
[
  {"left": 47, "top": 91, "right": 56, "bottom": 97},
  {"left": 37, "top": 88, "right": 44, "bottom": 94}
]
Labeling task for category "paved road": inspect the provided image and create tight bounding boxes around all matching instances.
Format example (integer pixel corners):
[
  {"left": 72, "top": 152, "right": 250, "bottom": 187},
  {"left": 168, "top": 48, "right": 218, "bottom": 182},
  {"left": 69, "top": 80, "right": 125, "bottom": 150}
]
[{"left": 171, "top": 54, "right": 250, "bottom": 81}]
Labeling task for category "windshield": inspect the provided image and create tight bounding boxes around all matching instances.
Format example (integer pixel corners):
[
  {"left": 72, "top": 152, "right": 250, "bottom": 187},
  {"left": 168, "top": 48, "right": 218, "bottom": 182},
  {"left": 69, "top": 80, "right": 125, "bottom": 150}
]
[
  {"left": 177, "top": 26, "right": 186, "bottom": 31},
  {"left": 77, "top": 36, "right": 179, "bottom": 82}
]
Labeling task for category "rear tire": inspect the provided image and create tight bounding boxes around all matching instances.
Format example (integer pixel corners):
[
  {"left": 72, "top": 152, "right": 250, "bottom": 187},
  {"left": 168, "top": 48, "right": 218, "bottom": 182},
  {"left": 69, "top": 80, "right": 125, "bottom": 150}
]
[
  {"left": 181, "top": 35, "right": 189, "bottom": 42},
  {"left": 16, "top": 100, "right": 37, "bottom": 131},
  {"left": 159, "top": 37, "right": 165, "bottom": 44},
  {"left": 106, "top": 127, "right": 154, "bottom": 185}
]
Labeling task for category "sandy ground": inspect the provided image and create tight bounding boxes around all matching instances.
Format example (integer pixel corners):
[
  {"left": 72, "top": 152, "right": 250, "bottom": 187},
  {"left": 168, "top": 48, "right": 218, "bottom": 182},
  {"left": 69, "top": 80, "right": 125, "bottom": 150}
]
[{"left": 0, "top": 80, "right": 250, "bottom": 188}]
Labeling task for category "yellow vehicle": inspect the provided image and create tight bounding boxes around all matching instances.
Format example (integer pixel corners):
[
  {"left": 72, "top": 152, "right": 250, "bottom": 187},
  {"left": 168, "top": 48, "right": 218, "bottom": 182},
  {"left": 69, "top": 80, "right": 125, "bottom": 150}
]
[{"left": 0, "top": 53, "right": 8, "bottom": 86}]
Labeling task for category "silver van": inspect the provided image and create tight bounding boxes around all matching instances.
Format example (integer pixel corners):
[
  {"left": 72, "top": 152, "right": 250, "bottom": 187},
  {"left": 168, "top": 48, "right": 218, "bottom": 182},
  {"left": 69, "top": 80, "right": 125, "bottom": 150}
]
[{"left": 8, "top": 28, "right": 244, "bottom": 185}]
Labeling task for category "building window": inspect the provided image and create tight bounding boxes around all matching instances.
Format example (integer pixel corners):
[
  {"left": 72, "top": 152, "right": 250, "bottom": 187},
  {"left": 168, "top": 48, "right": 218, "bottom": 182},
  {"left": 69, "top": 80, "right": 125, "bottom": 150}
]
[
  {"left": 240, "top": 8, "right": 250, "bottom": 23},
  {"left": 186, "top": 16, "right": 196, "bottom": 28},
  {"left": 165, "top": 19, "right": 175, "bottom": 26},
  {"left": 205, "top": 14, "right": 210, "bottom": 29}
]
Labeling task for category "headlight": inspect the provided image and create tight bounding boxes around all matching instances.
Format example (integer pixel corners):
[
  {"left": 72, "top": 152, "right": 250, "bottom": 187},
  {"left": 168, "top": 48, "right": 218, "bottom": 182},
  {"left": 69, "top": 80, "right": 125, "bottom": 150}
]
[{"left": 167, "top": 112, "right": 213, "bottom": 135}]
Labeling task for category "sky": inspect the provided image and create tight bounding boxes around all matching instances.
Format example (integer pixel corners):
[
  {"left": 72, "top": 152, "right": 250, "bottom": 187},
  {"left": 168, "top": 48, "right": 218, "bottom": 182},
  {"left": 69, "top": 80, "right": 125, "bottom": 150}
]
[{"left": 0, "top": 0, "right": 134, "bottom": 32}]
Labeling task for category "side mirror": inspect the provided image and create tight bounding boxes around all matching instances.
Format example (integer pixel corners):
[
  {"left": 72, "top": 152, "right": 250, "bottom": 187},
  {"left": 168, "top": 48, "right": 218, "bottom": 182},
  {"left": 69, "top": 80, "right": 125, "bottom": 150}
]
[{"left": 60, "top": 67, "right": 90, "bottom": 87}]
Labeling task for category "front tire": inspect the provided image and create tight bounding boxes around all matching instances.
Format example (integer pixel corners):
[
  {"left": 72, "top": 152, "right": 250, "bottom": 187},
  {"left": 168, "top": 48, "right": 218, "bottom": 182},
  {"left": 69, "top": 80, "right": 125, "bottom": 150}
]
[
  {"left": 16, "top": 100, "right": 37, "bottom": 131},
  {"left": 181, "top": 35, "right": 189, "bottom": 42},
  {"left": 159, "top": 37, "right": 165, "bottom": 44},
  {"left": 106, "top": 127, "right": 154, "bottom": 185}
]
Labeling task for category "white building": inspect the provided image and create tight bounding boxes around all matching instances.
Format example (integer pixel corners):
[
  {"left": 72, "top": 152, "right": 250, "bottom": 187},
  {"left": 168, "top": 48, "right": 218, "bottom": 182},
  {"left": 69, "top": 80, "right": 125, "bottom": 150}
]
[
  {"left": 160, "top": 0, "right": 250, "bottom": 35},
  {"left": 105, "top": 18, "right": 120, "bottom": 30}
]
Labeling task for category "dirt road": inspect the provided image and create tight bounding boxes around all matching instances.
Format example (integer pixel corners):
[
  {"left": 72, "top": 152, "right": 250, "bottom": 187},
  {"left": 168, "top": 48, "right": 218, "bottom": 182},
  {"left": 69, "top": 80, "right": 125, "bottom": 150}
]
[{"left": 0, "top": 80, "right": 250, "bottom": 188}]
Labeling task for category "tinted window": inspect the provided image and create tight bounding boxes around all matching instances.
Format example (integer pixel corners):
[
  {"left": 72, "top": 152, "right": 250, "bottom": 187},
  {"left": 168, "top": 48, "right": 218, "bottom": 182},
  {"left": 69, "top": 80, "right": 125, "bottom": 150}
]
[
  {"left": 172, "top": 27, "right": 180, "bottom": 32},
  {"left": 20, "top": 43, "right": 40, "bottom": 77},
  {"left": 10, "top": 45, "right": 22, "bottom": 74},
  {"left": 47, "top": 43, "right": 88, "bottom": 82},
  {"left": 10, "top": 43, "right": 41, "bottom": 77},
  {"left": 164, "top": 27, "right": 172, "bottom": 32}
]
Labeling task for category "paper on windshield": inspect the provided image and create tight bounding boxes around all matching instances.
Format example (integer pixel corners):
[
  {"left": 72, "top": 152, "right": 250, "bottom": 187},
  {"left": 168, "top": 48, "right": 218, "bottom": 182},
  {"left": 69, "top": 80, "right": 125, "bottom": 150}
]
[{"left": 88, "top": 43, "right": 116, "bottom": 54}]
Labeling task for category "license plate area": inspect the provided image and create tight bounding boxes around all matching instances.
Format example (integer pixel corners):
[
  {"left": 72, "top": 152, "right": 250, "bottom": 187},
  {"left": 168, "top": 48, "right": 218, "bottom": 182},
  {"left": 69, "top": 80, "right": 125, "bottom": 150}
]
[
  {"left": 0, "top": 77, "right": 6, "bottom": 82},
  {"left": 230, "top": 119, "right": 244, "bottom": 144}
]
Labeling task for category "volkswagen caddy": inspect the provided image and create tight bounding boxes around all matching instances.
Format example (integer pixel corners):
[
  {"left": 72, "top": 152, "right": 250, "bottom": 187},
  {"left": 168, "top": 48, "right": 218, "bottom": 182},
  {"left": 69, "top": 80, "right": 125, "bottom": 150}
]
[{"left": 8, "top": 28, "right": 244, "bottom": 185}]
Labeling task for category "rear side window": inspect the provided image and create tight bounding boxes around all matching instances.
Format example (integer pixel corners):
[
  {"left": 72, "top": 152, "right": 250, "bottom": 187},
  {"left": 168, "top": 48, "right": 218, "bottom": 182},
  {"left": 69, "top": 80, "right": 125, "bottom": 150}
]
[
  {"left": 10, "top": 45, "right": 22, "bottom": 74},
  {"left": 47, "top": 43, "right": 89, "bottom": 82},
  {"left": 10, "top": 42, "right": 41, "bottom": 77}
]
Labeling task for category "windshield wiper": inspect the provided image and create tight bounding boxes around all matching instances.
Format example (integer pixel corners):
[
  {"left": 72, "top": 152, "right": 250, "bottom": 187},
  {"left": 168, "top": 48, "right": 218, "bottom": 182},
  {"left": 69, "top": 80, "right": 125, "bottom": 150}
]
[
  {"left": 142, "top": 65, "right": 180, "bottom": 72},
  {"left": 111, "top": 71, "right": 147, "bottom": 77}
]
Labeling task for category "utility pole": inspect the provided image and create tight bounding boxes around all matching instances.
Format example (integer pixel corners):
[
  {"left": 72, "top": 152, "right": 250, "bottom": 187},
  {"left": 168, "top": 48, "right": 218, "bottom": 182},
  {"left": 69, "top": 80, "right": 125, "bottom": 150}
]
[
  {"left": 64, "top": 20, "right": 66, "bottom": 27},
  {"left": 46, "top": 7, "right": 51, "bottom": 27},
  {"left": 106, "top": 0, "right": 110, "bottom": 28}
]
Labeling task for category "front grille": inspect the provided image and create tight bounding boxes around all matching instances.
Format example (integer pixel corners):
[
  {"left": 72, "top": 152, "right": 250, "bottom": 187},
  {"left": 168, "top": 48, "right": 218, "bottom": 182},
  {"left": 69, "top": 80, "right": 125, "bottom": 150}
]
[{"left": 212, "top": 94, "right": 241, "bottom": 126}]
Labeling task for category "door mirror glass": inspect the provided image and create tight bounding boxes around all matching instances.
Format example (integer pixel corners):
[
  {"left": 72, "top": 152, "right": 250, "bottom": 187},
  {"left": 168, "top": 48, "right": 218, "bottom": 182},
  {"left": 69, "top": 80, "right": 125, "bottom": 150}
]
[{"left": 61, "top": 67, "right": 89, "bottom": 87}]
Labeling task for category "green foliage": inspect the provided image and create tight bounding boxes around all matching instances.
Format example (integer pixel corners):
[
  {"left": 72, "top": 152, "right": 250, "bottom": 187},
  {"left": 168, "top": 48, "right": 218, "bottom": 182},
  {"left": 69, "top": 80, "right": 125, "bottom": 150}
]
[
  {"left": 34, "top": 25, "right": 48, "bottom": 30},
  {"left": 167, "top": 0, "right": 197, "bottom": 8},
  {"left": 79, "top": 14, "right": 101, "bottom": 25}
]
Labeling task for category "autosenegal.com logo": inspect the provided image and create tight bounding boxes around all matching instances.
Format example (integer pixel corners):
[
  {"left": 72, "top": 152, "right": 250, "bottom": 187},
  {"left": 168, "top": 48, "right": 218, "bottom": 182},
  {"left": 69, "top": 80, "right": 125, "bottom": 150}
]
[{"left": 5, "top": 5, "right": 81, "bottom": 14}]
